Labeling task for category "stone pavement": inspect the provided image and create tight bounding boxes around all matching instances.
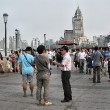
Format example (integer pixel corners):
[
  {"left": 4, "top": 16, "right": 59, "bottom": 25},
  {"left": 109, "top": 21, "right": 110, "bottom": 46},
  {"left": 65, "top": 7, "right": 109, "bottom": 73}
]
[{"left": 0, "top": 66, "right": 110, "bottom": 110}]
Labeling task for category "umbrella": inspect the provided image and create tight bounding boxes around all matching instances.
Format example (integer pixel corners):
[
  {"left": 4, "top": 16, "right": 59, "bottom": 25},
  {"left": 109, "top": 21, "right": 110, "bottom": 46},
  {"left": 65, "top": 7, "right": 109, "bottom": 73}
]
[{"left": 56, "top": 41, "right": 77, "bottom": 45}]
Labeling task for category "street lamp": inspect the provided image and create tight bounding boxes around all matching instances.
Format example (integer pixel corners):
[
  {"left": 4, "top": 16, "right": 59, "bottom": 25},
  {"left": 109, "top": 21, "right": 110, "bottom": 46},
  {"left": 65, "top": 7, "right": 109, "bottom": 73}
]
[
  {"left": 3, "top": 13, "right": 8, "bottom": 56},
  {"left": 44, "top": 34, "right": 46, "bottom": 47},
  {"left": 15, "top": 29, "right": 18, "bottom": 50}
]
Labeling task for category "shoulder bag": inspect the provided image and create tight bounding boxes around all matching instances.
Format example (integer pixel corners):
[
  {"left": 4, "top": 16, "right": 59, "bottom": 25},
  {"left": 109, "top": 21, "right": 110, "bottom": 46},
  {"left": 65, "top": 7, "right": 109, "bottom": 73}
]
[
  {"left": 23, "top": 54, "right": 35, "bottom": 68},
  {"left": 37, "top": 57, "right": 51, "bottom": 75}
]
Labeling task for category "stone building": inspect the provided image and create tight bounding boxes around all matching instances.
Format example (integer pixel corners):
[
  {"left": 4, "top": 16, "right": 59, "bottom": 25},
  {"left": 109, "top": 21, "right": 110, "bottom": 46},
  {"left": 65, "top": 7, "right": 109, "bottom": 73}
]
[
  {"left": 64, "top": 6, "right": 87, "bottom": 45},
  {"left": 64, "top": 30, "right": 73, "bottom": 41}
]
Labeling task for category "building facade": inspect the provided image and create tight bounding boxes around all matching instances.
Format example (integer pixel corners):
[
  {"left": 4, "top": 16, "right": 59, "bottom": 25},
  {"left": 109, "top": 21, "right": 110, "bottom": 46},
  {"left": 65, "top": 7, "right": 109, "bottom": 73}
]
[
  {"left": 93, "top": 35, "right": 106, "bottom": 47},
  {"left": 31, "top": 38, "right": 40, "bottom": 49},
  {"left": 9, "top": 36, "right": 14, "bottom": 50},
  {"left": 104, "top": 35, "right": 110, "bottom": 47},
  {"left": 0, "top": 38, "right": 5, "bottom": 50},
  {"left": 64, "top": 6, "right": 87, "bottom": 45},
  {"left": 72, "top": 6, "right": 84, "bottom": 44},
  {"left": 9, "top": 30, "right": 28, "bottom": 50}
]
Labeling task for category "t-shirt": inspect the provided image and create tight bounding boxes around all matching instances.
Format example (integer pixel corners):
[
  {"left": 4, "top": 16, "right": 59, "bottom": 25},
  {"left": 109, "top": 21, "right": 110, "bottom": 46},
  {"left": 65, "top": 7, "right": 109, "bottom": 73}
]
[
  {"left": 6, "top": 60, "right": 11, "bottom": 68},
  {"left": 61, "top": 53, "right": 71, "bottom": 71},
  {"left": 11, "top": 55, "right": 15, "bottom": 62},
  {"left": 78, "top": 52, "right": 86, "bottom": 60},
  {"left": 74, "top": 53, "right": 79, "bottom": 62},
  {"left": 91, "top": 51, "right": 103, "bottom": 66},
  {"left": 47, "top": 51, "right": 53, "bottom": 59},
  {"left": 56, "top": 52, "right": 63, "bottom": 62},
  {"left": 18, "top": 53, "right": 34, "bottom": 75},
  {"left": 102, "top": 51, "right": 110, "bottom": 60},
  {"left": 35, "top": 54, "right": 50, "bottom": 73}
]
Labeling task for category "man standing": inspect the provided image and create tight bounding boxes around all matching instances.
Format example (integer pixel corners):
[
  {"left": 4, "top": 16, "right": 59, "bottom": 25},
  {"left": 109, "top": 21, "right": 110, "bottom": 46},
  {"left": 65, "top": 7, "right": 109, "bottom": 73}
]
[
  {"left": 91, "top": 46, "right": 103, "bottom": 83},
  {"left": 18, "top": 47, "right": 34, "bottom": 97},
  {"left": 53, "top": 46, "right": 72, "bottom": 103},
  {"left": 35, "top": 45, "right": 52, "bottom": 105},
  {"left": 78, "top": 49, "right": 86, "bottom": 73}
]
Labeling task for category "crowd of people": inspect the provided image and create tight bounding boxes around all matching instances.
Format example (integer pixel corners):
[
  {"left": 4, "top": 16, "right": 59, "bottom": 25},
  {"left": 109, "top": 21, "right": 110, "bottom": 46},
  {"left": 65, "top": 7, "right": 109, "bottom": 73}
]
[
  {"left": 0, "top": 45, "right": 110, "bottom": 106},
  {"left": 73, "top": 47, "right": 110, "bottom": 83}
]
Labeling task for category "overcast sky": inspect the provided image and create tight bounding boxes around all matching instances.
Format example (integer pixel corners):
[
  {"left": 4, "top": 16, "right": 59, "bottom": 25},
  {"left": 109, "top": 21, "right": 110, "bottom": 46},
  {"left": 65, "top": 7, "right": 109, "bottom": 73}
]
[{"left": 0, "top": 0, "right": 110, "bottom": 44}]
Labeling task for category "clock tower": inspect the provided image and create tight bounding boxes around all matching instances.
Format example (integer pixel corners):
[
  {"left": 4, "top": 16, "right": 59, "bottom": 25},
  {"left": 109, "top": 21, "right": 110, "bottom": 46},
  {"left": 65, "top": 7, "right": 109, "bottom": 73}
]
[{"left": 72, "top": 6, "right": 84, "bottom": 44}]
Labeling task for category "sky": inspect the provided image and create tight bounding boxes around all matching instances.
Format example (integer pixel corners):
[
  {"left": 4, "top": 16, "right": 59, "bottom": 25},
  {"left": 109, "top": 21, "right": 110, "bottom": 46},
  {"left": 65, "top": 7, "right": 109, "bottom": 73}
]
[{"left": 0, "top": 0, "right": 110, "bottom": 45}]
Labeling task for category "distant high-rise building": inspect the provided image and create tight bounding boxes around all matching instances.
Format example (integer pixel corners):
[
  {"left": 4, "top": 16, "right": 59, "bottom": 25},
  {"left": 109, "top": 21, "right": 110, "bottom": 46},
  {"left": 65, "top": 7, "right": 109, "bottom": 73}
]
[
  {"left": 22, "top": 40, "right": 28, "bottom": 49},
  {"left": 9, "top": 30, "right": 23, "bottom": 50},
  {"left": 9, "top": 36, "right": 15, "bottom": 50},
  {"left": 9, "top": 36, "right": 13, "bottom": 50},
  {"left": 31, "top": 38, "right": 40, "bottom": 49},
  {"left": 0, "top": 38, "right": 5, "bottom": 49},
  {"left": 93, "top": 36, "right": 98, "bottom": 45},
  {"left": 45, "top": 39, "right": 54, "bottom": 49}
]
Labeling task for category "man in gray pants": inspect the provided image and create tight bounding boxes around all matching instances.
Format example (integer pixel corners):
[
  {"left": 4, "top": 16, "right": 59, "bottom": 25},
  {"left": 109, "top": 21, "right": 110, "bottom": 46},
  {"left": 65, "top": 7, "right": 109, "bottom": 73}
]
[
  {"left": 91, "top": 46, "right": 103, "bottom": 83},
  {"left": 35, "top": 45, "right": 52, "bottom": 105}
]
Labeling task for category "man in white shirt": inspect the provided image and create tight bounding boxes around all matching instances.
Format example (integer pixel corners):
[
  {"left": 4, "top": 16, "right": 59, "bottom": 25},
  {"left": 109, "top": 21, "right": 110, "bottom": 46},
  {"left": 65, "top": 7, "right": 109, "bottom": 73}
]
[
  {"left": 47, "top": 49, "right": 53, "bottom": 64},
  {"left": 53, "top": 46, "right": 72, "bottom": 103},
  {"left": 78, "top": 49, "right": 86, "bottom": 73}
]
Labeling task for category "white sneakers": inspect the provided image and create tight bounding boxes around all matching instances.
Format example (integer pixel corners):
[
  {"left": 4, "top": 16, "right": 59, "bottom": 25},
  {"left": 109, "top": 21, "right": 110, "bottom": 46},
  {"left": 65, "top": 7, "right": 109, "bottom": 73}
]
[
  {"left": 36, "top": 100, "right": 52, "bottom": 106},
  {"left": 44, "top": 101, "right": 52, "bottom": 106}
]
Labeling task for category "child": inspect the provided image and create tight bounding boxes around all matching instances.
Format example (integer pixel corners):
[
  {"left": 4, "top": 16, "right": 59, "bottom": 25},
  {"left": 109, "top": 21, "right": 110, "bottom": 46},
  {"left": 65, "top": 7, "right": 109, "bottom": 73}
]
[
  {"left": 103, "top": 59, "right": 108, "bottom": 76},
  {"left": 6, "top": 57, "right": 11, "bottom": 73},
  {"left": 0, "top": 57, "right": 4, "bottom": 73}
]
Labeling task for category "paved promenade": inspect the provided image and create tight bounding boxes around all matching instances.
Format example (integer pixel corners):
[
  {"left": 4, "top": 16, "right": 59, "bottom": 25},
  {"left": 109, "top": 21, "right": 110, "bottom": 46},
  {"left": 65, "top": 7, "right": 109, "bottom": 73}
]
[{"left": 0, "top": 65, "right": 110, "bottom": 110}]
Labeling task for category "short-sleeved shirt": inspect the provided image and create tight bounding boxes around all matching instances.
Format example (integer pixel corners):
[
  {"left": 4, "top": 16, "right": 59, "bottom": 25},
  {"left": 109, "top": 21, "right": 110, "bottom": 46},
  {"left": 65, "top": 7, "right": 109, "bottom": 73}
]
[
  {"left": 18, "top": 53, "right": 34, "bottom": 75},
  {"left": 86, "top": 53, "right": 93, "bottom": 68},
  {"left": 78, "top": 52, "right": 86, "bottom": 60},
  {"left": 102, "top": 51, "right": 110, "bottom": 60},
  {"left": 36, "top": 54, "right": 50, "bottom": 73},
  {"left": 61, "top": 53, "right": 71, "bottom": 71},
  {"left": 91, "top": 51, "right": 103, "bottom": 67}
]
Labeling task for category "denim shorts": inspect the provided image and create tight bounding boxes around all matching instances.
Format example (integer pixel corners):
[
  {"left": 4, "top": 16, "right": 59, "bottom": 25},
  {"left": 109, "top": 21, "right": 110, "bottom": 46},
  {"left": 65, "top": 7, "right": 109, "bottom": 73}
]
[{"left": 22, "top": 74, "right": 33, "bottom": 83}]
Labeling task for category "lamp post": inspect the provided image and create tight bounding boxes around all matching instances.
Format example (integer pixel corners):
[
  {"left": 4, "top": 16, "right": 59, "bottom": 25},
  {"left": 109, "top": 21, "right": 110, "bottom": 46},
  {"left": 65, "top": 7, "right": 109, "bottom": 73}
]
[
  {"left": 3, "top": 13, "right": 8, "bottom": 56},
  {"left": 15, "top": 29, "right": 18, "bottom": 50},
  {"left": 44, "top": 34, "right": 46, "bottom": 47}
]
